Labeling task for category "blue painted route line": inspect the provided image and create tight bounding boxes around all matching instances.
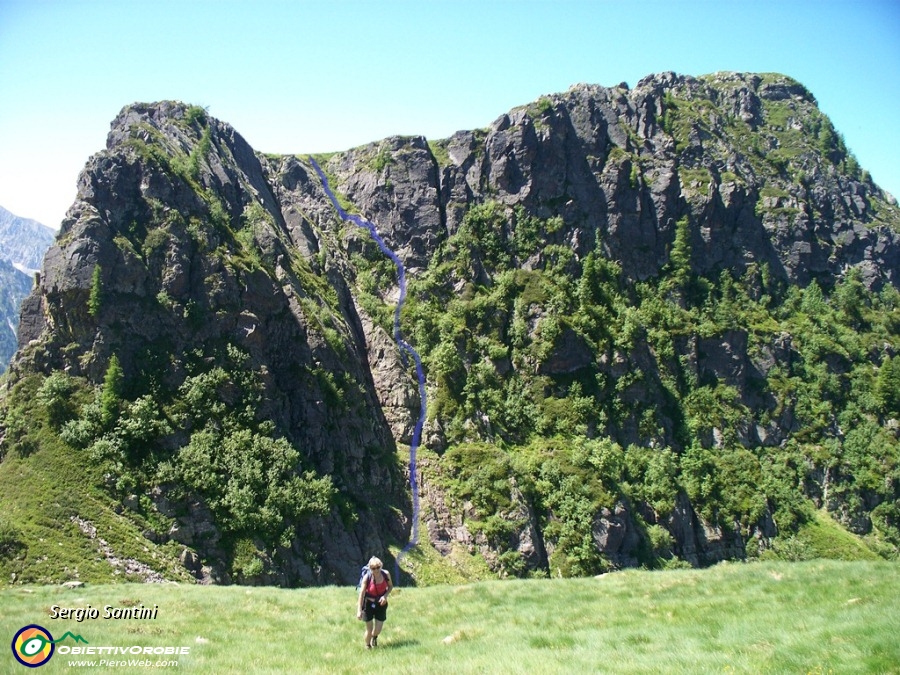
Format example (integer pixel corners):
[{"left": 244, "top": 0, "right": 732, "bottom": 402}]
[{"left": 308, "top": 157, "right": 425, "bottom": 584}]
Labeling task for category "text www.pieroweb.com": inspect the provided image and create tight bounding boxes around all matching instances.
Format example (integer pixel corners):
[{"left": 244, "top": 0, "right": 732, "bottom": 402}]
[{"left": 66, "top": 657, "right": 179, "bottom": 668}]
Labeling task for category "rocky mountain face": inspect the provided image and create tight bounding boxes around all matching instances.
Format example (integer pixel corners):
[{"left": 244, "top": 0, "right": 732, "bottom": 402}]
[
  {"left": 4, "top": 72, "right": 899, "bottom": 585},
  {"left": 0, "top": 206, "right": 54, "bottom": 372},
  {"left": 0, "top": 206, "right": 55, "bottom": 274},
  {"left": 0, "top": 259, "right": 34, "bottom": 372}
]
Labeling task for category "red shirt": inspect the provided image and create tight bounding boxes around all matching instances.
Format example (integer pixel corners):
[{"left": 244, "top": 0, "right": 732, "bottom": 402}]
[{"left": 366, "top": 572, "right": 388, "bottom": 598}]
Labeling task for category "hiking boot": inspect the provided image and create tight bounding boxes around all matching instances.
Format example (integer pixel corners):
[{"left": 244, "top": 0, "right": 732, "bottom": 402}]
[{"left": 372, "top": 636, "right": 378, "bottom": 648}]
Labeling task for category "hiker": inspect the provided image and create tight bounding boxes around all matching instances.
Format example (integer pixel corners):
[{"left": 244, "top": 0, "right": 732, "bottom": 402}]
[{"left": 357, "top": 556, "right": 393, "bottom": 649}]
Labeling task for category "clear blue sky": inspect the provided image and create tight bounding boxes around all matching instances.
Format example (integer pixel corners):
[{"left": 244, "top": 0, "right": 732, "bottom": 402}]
[{"left": 1, "top": 0, "right": 898, "bottom": 230}]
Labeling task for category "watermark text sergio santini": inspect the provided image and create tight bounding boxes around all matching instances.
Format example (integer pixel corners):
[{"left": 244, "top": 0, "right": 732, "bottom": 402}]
[{"left": 49, "top": 604, "right": 159, "bottom": 622}]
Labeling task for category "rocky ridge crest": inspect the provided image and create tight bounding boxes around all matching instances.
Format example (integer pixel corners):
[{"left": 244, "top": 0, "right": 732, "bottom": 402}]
[{"left": 6, "top": 72, "right": 900, "bottom": 583}]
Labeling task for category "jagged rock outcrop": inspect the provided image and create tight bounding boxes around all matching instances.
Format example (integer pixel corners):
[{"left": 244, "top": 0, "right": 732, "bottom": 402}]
[
  {"left": 13, "top": 103, "right": 409, "bottom": 585},
  {"left": 6, "top": 72, "right": 900, "bottom": 584}
]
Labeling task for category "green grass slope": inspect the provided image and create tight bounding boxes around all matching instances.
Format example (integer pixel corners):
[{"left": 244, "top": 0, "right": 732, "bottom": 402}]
[
  {"left": 0, "top": 375, "right": 191, "bottom": 586},
  {"left": 1, "top": 560, "right": 897, "bottom": 674}
]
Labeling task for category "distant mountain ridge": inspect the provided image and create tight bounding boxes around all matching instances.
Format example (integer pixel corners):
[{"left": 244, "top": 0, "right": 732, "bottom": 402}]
[
  {"left": 0, "top": 205, "right": 54, "bottom": 371},
  {"left": 0, "top": 205, "right": 55, "bottom": 274},
  {"left": 1, "top": 72, "right": 899, "bottom": 587},
  {"left": 0, "top": 259, "right": 33, "bottom": 371}
]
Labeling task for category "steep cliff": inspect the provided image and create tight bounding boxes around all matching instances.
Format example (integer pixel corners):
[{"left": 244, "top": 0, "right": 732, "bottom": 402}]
[
  {"left": 2, "top": 72, "right": 899, "bottom": 586},
  {"left": 8, "top": 102, "right": 409, "bottom": 585}
]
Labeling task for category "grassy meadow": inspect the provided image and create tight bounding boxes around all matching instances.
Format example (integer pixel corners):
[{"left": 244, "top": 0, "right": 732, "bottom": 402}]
[{"left": 1, "top": 560, "right": 898, "bottom": 674}]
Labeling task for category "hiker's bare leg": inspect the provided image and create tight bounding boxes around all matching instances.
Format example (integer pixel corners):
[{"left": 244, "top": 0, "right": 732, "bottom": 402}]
[{"left": 364, "top": 620, "right": 374, "bottom": 646}]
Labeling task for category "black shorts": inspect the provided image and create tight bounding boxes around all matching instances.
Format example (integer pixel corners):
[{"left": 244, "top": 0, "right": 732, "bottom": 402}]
[{"left": 363, "top": 598, "right": 387, "bottom": 622}]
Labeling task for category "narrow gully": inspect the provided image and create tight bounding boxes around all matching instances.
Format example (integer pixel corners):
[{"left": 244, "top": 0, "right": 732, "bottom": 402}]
[{"left": 308, "top": 157, "right": 426, "bottom": 583}]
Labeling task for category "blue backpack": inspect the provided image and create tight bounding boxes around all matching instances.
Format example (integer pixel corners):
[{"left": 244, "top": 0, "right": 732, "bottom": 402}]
[{"left": 357, "top": 565, "right": 370, "bottom": 592}]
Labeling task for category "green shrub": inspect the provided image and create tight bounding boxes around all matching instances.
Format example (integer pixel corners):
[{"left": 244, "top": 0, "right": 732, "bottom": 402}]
[
  {"left": 231, "top": 538, "right": 265, "bottom": 579},
  {"left": 668, "top": 216, "right": 692, "bottom": 291},
  {"left": 88, "top": 264, "right": 102, "bottom": 316},
  {"left": 0, "top": 520, "right": 25, "bottom": 559},
  {"left": 36, "top": 373, "right": 78, "bottom": 429},
  {"left": 647, "top": 523, "right": 674, "bottom": 556},
  {"left": 762, "top": 536, "right": 815, "bottom": 562},
  {"left": 184, "top": 105, "right": 208, "bottom": 128},
  {"left": 877, "top": 355, "right": 900, "bottom": 416},
  {"left": 100, "top": 355, "right": 124, "bottom": 428}
]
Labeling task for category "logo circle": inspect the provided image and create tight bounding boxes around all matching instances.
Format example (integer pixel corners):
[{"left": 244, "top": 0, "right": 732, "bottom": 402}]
[{"left": 11, "top": 625, "right": 54, "bottom": 668}]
